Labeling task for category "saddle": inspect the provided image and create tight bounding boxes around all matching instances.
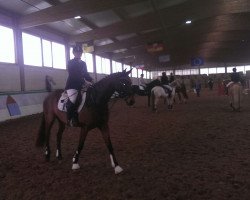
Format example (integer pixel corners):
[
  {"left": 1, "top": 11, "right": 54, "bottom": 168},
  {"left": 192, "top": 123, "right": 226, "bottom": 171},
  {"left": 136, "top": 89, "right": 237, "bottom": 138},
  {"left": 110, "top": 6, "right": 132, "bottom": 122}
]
[
  {"left": 58, "top": 91, "right": 86, "bottom": 113},
  {"left": 162, "top": 86, "right": 172, "bottom": 97}
]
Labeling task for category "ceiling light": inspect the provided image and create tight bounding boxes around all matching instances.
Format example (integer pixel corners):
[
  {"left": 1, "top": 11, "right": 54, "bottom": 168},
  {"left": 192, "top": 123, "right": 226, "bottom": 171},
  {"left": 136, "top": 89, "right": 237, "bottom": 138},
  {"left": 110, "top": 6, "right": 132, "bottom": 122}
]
[
  {"left": 185, "top": 20, "right": 192, "bottom": 24},
  {"left": 74, "top": 16, "right": 81, "bottom": 19}
]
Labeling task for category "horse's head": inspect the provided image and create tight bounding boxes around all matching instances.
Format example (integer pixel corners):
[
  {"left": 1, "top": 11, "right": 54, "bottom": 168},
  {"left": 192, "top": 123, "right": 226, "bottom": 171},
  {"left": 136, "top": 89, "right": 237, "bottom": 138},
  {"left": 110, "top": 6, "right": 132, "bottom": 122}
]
[
  {"left": 114, "top": 69, "right": 135, "bottom": 106},
  {"left": 170, "top": 79, "right": 181, "bottom": 88}
]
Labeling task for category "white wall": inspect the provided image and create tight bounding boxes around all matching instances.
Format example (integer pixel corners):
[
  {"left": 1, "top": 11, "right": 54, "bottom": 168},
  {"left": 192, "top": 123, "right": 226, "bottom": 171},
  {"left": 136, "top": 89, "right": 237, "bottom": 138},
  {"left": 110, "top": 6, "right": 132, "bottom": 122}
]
[
  {"left": 24, "top": 66, "right": 68, "bottom": 90},
  {"left": 0, "top": 63, "right": 21, "bottom": 92}
]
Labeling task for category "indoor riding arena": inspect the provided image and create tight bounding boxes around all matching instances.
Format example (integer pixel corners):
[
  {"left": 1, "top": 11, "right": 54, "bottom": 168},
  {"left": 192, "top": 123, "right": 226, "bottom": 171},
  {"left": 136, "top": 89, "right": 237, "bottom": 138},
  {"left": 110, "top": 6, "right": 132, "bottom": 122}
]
[
  {"left": 1, "top": 90, "right": 250, "bottom": 200},
  {"left": 1, "top": 0, "right": 250, "bottom": 200}
]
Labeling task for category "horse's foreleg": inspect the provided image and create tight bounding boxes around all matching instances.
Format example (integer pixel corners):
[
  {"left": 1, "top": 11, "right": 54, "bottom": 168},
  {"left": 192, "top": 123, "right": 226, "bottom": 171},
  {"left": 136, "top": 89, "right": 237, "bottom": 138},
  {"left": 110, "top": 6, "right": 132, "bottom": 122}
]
[
  {"left": 148, "top": 94, "right": 151, "bottom": 107},
  {"left": 72, "top": 127, "right": 88, "bottom": 170},
  {"left": 100, "top": 124, "right": 123, "bottom": 174},
  {"left": 56, "top": 121, "right": 65, "bottom": 160}
]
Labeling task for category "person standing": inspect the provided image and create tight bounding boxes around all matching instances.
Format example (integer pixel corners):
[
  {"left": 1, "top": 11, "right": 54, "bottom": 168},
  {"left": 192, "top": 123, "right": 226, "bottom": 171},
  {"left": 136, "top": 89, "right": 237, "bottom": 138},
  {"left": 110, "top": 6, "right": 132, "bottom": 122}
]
[
  {"left": 139, "top": 73, "right": 147, "bottom": 90},
  {"left": 45, "top": 75, "right": 56, "bottom": 92},
  {"left": 65, "top": 45, "right": 93, "bottom": 126}
]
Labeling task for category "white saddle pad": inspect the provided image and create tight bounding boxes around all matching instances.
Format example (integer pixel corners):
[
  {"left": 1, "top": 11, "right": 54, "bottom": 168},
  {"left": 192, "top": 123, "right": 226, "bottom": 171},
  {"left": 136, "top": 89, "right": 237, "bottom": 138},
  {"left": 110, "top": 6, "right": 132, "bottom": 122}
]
[
  {"left": 57, "top": 91, "right": 87, "bottom": 112},
  {"left": 139, "top": 85, "right": 145, "bottom": 90}
]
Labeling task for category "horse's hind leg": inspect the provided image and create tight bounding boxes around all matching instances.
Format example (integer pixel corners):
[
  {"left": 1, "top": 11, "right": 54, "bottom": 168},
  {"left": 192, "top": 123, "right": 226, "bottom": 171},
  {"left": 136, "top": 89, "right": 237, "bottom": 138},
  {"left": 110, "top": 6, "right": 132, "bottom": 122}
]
[
  {"left": 44, "top": 114, "right": 55, "bottom": 161},
  {"left": 100, "top": 124, "right": 123, "bottom": 174},
  {"left": 56, "top": 121, "right": 65, "bottom": 160},
  {"left": 72, "top": 126, "right": 89, "bottom": 170}
]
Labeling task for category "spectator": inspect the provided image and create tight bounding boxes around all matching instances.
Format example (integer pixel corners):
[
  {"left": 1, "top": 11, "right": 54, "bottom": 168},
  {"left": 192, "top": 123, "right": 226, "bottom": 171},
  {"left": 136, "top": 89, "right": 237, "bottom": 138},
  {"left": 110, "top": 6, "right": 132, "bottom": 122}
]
[{"left": 45, "top": 75, "right": 56, "bottom": 92}]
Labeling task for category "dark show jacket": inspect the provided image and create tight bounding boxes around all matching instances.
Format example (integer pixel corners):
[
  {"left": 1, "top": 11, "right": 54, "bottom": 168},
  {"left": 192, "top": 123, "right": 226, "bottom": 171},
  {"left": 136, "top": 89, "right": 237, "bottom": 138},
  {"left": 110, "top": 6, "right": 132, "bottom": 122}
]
[{"left": 65, "top": 58, "right": 93, "bottom": 90}]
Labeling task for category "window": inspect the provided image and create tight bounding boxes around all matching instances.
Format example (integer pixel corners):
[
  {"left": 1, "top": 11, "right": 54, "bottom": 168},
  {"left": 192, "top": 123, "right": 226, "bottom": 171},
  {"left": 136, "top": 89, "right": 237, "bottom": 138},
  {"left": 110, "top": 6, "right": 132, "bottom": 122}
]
[
  {"left": 147, "top": 71, "right": 152, "bottom": 79},
  {"left": 96, "top": 56, "right": 110, "bottom": 74},
  {"left": 190, "top": 69, "right": 199, "bottom": 75},
  {"left": 131, "top": 68, "right": 137, "bottom": 78},
  {"left": 102, "top": 57, "right": 110, "bottom": 74},
  {"left": 0, "top": 25, "right": 15, "bottom": 63},
  {"left": 124, "top": 64, "right": 130, "bottom": 71},
  {"left": 22, "top": 32, "right": 42, "bottom": 66},
  {"left": 52, "top": 42, "right": 66, "bottom": 69},
  {"left": 208, "top": 68, "right": 216, "bottom": 74},
  {"left": 245, "top": 65, "right": 250, "bottom": 73},
  {"left": 217, "top": 67, "right": 225, "bottom": 74},
  {"left": 83, "top": 53, "right": 93, "bottom": 72},
  {"left": 236, "top": 66, "right": 244, "bottom": 73},
  {"left": 200, "top": 68, "right": 208, "bottom": 75},
  {"left": 175, "top": 70, "right": 182, "bottom": 75},
  {"left": 183, "top": 69, "right": 191, "bottom": 75},
  {"left": 227, "top": 66, "right": 235, "bottom": 73},
  {"left": 112, "top": 61, "right": 122, "bottom": 73},
  {"left": 166, "top": 70, "right": 173, "bottom": 75},
  {"left": 42, "top": 39, "right": 52, "bottom": 67},
  {"left": 138, "top": 69, "right": 143, "bottom": 77},
  {"left": 23, "top": 32, "right": 66, "bottom": 68}
]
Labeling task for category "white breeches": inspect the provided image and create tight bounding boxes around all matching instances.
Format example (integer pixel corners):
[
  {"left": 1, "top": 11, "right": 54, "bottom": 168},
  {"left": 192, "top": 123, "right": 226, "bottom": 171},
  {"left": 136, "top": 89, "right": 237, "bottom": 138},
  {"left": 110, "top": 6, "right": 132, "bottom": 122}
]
[
  {"left": 66, "top": 89, "right": 78, "bottom": 103},
  {"left": 163, "top": 85, "right": 172, "bottom": 91}
]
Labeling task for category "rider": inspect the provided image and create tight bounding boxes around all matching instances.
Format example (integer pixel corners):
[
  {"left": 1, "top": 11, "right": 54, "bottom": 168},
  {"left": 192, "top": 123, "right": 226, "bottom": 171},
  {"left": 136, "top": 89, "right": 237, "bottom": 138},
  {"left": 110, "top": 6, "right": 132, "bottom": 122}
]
[
  {"left": 65, "top": 45, "right": 93, "bottom": 126},
  {"left": 161, "top": 72, "right": 172, "bottom": 97},
  {"left": 169, "top": 72, "right": 175, "bottom": 83},
  {"left": 139, "top": 73, "right": 147, "bottom": 90},
  {"left": 226, "top": 67, "right": 241, "bottom": 95}
]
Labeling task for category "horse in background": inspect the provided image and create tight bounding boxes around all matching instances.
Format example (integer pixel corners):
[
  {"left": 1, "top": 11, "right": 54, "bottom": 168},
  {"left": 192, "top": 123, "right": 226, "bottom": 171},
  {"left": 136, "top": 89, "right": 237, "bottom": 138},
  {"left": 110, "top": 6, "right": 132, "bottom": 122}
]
[
  {"left": 36, "top": 70, "right": 135, "bottom": 174},
  {"left": 228, "top": 83, "right": 242, "bottom": 111},
  {"left": 174, "top": 78, "right": 188, "bottom": 104},
  {"left": 151, "top": 80, "right": 180, "bottom": 112},
  {"left": 132, "top": 79, "right": 161, "bottom": 106},
  {"left": 131, "top": 85, "right": 148, "bottom": 96}
]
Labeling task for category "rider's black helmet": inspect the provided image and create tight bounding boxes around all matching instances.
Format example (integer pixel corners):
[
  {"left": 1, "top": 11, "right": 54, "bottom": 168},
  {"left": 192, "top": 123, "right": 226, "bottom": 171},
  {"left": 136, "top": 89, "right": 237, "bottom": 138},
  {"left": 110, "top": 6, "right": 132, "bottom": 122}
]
[{"left": 73, "top": 45, "right": 83, "bottom": 53}]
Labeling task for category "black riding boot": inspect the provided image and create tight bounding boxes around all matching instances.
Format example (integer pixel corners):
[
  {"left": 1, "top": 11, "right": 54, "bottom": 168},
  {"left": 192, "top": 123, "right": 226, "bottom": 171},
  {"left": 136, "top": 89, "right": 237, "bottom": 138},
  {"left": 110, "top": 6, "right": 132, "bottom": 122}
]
[{"left": 66, "top": 100, "right": 78, "bottom": 127}]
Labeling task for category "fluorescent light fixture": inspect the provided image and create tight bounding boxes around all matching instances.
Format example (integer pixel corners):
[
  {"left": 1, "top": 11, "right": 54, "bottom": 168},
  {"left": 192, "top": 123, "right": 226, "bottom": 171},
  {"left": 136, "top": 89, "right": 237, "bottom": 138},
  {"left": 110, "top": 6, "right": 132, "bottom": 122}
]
[
  {"left": 185, "top": 20, "right": 192, "bottom": 24},
  {"left": 74, "top": 16, "right": 81, "bottom": 19}
]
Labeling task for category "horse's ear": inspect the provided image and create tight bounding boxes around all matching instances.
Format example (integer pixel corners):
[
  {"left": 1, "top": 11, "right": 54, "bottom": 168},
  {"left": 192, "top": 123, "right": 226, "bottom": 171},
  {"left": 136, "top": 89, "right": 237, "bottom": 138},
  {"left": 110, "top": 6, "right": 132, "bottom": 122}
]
[{"left": 125, "top": 68, "right": 133, "bottom": 75}]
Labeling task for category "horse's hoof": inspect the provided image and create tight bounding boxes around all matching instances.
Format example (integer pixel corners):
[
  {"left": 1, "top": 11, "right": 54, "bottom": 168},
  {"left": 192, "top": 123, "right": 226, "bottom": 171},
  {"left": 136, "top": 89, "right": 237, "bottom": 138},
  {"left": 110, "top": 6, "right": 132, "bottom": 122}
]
[
  {"left": 72, "top": 163, "right": 80, "bottom": 170},
  {"left": 114, "top": 166, "right": 123, "bottom": 174}
]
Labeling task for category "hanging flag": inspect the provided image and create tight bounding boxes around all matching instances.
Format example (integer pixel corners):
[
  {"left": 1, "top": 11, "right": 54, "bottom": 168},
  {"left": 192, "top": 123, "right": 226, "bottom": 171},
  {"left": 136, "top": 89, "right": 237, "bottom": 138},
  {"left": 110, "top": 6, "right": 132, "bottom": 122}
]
[
  {"left": 191, "top": 57, "right": 204, "bottom": 66},
  {"left": 83, "top": 44, "right": 94, "bottom": 53},
  {"left": 159, "top": 54, "right": 170, "bottom": 62},
  {"left": 146, "top": 41, "right": 165, "bottom": 53},
  {"left": 134, "top": 65, "right": 145, "bottom": 69}
]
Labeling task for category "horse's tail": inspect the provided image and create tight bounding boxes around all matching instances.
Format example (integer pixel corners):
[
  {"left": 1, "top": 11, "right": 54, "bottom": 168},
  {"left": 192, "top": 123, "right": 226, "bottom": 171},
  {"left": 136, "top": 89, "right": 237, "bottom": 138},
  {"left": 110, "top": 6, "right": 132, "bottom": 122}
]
[{"left": 36, "top": 112, "right": 46, "bottom": 147}]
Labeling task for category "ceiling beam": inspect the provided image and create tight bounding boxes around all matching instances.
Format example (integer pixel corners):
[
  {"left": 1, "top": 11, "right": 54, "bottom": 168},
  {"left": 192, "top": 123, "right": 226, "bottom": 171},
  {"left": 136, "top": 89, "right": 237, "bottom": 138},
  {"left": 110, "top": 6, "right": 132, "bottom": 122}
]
[{"left": 19, "top": 0, "right": 146, "bottom": 29}]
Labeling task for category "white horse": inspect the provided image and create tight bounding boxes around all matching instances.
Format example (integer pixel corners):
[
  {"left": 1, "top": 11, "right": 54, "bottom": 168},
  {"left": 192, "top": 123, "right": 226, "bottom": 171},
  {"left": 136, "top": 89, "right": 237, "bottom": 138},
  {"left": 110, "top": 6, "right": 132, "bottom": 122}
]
[
  {"left": 151, "top": 80, "right": 180, "bottom": 112},
  {"left": 228, "top": 83, "right": 242, "bottom": 111}
]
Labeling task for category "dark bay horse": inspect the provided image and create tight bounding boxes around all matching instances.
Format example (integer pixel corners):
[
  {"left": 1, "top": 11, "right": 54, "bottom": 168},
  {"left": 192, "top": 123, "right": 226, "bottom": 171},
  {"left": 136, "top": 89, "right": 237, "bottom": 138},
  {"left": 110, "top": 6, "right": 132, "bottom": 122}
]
[
  {"left": 36, "top": 70, "right": 135, "bottom": 174},
  {"left": 132, "top": 79, "right": 161, "bottom": 106}
]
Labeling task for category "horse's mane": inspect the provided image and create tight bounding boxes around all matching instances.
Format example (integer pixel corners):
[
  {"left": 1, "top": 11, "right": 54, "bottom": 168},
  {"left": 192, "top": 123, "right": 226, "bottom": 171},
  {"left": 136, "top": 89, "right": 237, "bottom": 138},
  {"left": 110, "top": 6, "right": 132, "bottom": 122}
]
[
  {"left": 86, "top": 71, "right": 129, "bottom": 107},
  {"left": 94, "top": 71, "right": 127, "bottom": 86}
]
